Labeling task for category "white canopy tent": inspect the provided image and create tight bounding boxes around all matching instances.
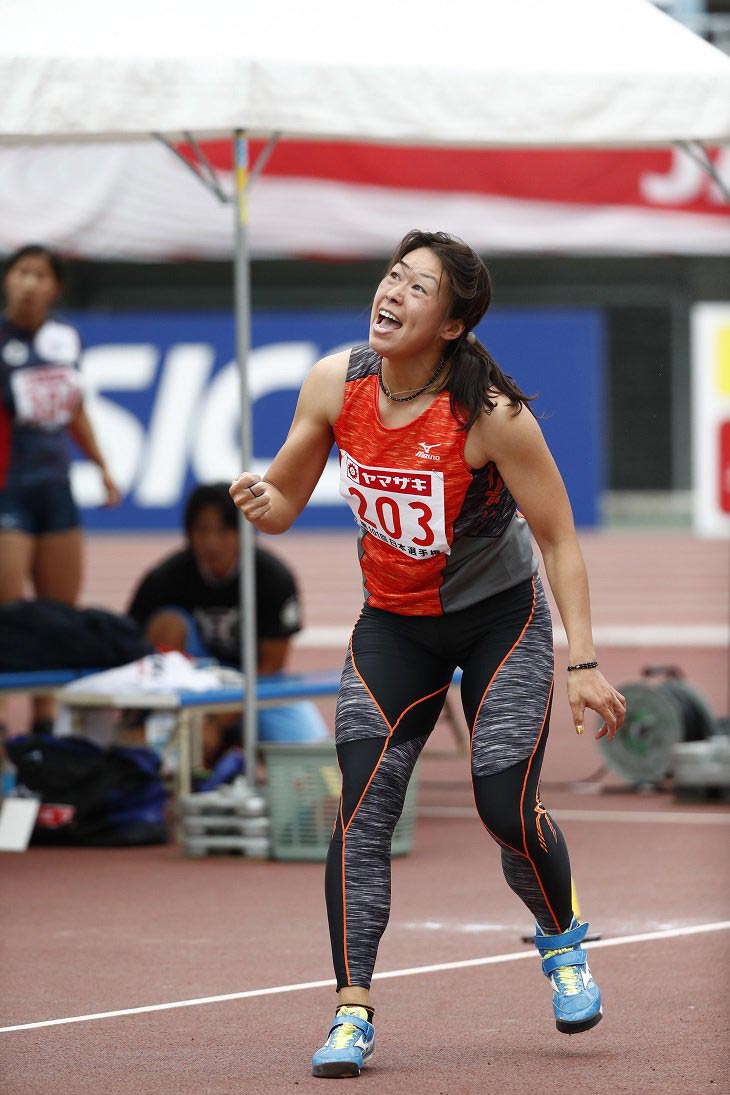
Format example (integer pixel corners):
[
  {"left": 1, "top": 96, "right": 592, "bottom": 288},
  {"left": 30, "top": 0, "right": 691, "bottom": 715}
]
[
  {"left": 1, "top": 0, "right": 730, "bottom": 146},
  {"left": 1, "top": 0, "right": 728, "bottom": 778}
]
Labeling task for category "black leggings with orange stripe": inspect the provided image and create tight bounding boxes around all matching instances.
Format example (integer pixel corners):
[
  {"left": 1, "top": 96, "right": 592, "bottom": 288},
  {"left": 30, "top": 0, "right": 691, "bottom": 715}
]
[{"left": 325, "top": 575, "right": 574, "bottom": 991}]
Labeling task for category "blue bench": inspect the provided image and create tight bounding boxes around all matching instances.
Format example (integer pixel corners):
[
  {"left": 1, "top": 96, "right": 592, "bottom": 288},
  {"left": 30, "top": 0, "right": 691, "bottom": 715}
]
[
  {"left": 0, "top": 666, "right": 464, "bottom": 706},
  {"left": 0, "top": 668, "right": 102, "bottom": 693},
  {"left": 0, "top": 668, "right": 346, "bottom": 707},
  {"left": 1, "top": 666, "right": 467, "bottom": 794}
]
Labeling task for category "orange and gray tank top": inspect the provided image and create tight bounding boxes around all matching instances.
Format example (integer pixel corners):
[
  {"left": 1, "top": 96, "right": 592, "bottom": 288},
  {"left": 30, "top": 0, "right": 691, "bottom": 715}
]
[{"left": 333, "top": 345, "right": 537, "bottom": 615}]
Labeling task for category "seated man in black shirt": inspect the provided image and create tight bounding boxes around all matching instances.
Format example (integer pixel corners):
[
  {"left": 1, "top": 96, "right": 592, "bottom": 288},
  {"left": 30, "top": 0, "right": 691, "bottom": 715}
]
[{"left": 127, "top": 482, "right": 328, "bottom": 765}]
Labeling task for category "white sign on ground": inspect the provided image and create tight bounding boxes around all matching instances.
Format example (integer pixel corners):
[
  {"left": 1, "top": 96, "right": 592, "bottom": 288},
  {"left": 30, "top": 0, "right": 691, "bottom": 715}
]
[{"left": 0, "top": 798, "right": 40, "bottom": 853}]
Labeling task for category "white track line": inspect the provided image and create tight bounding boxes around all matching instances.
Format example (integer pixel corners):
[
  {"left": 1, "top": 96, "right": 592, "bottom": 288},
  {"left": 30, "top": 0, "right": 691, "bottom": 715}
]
[
  {"left": 2, "top": 921, "right": 728, "bottom": 1035},
  {"left": 419, "top": 807, "right": 730, "bottom": 825}
]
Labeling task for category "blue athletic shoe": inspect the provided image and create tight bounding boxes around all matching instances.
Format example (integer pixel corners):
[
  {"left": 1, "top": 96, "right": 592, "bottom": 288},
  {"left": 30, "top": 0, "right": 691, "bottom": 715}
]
[
  {"left": 534, "top": 918, "right": 603, "bottom": 1034},
  {"left": 312, "top": 1006, "right": 375, "bottom": 1078}
]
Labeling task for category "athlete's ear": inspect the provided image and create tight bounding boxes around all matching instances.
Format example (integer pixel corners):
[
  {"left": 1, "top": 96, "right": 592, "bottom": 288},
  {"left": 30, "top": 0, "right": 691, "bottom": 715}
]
[{"left": 440, "top": 317, "right": 464, "bottom": 344}]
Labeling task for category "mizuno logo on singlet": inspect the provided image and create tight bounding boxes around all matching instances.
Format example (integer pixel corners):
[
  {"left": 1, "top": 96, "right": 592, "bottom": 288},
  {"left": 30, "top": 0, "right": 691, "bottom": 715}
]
[{"left": 416, "top": 441, "right": 441, "bottom": 460}]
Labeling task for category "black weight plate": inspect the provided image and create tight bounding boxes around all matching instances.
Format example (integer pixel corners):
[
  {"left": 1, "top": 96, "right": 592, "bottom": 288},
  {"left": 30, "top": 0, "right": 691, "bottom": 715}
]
[{"left": 658, "top": 679, "right": 717, "bottom": 742}]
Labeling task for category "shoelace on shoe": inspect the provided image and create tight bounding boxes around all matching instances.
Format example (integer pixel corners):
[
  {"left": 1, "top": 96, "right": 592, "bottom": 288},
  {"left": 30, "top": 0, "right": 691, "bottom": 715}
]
[
  {"left": 330, "top": 1007, "right": 369, "bottom": 1049},
  {"left": 543, "top": 945, "right": 582, "bottom": 994}
]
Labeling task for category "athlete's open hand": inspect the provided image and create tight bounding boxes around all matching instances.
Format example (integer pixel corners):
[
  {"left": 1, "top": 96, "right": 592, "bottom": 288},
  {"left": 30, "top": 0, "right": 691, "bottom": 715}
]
[
  {"left": 101, "top": 468, "right": 121, "bottom": 507},
  {"left": 230, "top": 473, "right": 272, "bottom": 523},
  {"left": 567, "top": 669, "right": 626, "bottom": 742}
]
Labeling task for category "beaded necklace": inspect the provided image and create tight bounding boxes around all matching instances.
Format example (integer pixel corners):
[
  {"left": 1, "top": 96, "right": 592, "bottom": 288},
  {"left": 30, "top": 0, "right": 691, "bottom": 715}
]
[{"left": 377, "top": 356, "right": 448, "bottom": 403}]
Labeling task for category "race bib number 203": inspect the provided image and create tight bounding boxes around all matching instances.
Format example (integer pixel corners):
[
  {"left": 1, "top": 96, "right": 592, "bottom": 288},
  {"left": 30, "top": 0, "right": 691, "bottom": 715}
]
[{"left": 339, "top": 450, "right": 450, "bottom": 558}]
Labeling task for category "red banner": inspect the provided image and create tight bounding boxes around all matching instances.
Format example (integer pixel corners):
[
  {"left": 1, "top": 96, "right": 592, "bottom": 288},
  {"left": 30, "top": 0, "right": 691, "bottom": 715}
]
[
  {"left": 180, "top": 141, "right": 730, "bottom": 217},
  {"left": 720, "top": 421, "right": 730, "bottom": 514}
]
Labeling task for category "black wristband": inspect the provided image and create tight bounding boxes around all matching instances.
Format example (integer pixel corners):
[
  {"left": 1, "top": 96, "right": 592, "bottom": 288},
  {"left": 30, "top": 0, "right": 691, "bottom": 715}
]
[{"left": 567, "top": 660, "right": 598, "bottom": 672}]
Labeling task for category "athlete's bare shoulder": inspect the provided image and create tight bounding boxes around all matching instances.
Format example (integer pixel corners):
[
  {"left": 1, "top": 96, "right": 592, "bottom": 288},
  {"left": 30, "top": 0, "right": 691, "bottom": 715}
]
[
  {"left": 300, "top": 348, "right": 350, "bottom": 425},
  {"left": 465, "top": 390, "right": 538, "bottom": 467},
  {"left": 310, "top": 348, "right": 350, "bottom": 381},
  {"left": 486, "top": 388, "right": 518, "bottom": 413}
]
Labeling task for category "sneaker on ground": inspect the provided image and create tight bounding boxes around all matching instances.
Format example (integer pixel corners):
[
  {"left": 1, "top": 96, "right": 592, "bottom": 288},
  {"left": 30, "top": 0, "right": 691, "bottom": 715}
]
[
  {"left": 311, "top": 1006, "right": 375, "bottom": 1078},
  {"left": 534, "top": 917, "right": 602, "bottom": 1034}
]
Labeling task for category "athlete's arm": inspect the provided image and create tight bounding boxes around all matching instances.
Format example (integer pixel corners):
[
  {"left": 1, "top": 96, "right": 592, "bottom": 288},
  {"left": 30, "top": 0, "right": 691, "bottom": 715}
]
[
  {"left": 230, "top": 351, "right": 347, "bottom": 534},
  {"left": 468, "top": 401, "right": 625, "bottom": 740},
  {"left": 69, "top": 404, "right": 121, "bottom": 506},
  {"left": 258, "top": 636, "right": 291, "bottom": 674}
]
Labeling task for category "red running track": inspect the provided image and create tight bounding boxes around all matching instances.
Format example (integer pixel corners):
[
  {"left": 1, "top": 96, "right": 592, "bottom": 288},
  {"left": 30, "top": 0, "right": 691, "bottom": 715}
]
[
  {"left": 1, "top": 529, "right": 729, "bottom": 1092},
  {"left": 1, "top": 786, "right": 729, "bottom": 1093}
]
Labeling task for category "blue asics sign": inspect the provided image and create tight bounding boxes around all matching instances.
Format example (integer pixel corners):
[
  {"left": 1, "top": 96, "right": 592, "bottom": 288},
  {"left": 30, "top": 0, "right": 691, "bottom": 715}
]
[{"left": 68, "top": 308, "right": 604, "bottom": 530}]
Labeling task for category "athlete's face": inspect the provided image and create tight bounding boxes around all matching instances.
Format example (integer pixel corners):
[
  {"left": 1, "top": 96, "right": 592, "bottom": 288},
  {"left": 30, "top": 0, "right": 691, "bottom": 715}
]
[
  {"left": 369, "top": 247, "right": 464, "bottom": 360},
  {"left": 3, "top": 255, "right": 61, "bottom": 330},
  {"left": 188, "top": 505, "right": 239, "bottom": 580}
]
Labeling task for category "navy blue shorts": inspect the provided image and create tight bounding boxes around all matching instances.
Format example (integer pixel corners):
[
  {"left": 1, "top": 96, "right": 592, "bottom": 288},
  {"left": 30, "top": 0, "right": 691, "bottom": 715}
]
[{"left": 0, "top": 479, "right": 80, "bottom": 535}]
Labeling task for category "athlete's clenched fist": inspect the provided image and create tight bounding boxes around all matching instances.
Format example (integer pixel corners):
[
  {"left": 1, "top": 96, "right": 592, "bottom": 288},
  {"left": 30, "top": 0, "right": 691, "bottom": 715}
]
[{"left": 230, "top": 473, "right": 272, "bottom": 522}]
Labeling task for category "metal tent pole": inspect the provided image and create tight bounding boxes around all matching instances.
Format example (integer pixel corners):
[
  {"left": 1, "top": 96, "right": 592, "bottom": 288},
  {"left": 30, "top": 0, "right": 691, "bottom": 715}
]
[
  {"left": 233, "top": 130, "right": 260, "bottom": 786},
  {"left": 157, "top": 131, "right": 281, "bottom": 787},
  {"left": 678, "top": 141, "right": 730, "bottom": 201}
]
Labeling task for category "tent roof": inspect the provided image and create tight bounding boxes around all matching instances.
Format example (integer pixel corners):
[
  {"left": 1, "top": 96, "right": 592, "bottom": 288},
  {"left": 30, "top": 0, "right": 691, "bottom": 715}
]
[{"left": 1, "top": 0, "right": 729, "bottom": 147}]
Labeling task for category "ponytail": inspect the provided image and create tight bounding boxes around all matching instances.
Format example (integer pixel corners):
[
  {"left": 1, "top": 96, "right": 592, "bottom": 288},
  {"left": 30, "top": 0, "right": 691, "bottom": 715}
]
[{"left": 442, "top": 332, "right": 535, "bottom": 432}]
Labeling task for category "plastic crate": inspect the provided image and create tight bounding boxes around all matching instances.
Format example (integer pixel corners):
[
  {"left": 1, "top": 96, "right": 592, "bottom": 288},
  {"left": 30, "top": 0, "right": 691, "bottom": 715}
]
[{"left": 261, "top": 741, "right": 418, "bottom": 861}]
